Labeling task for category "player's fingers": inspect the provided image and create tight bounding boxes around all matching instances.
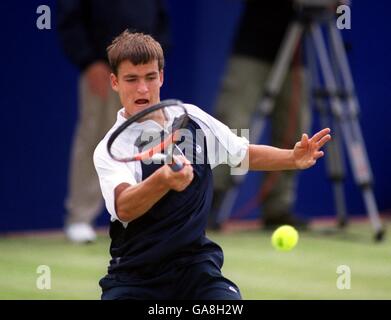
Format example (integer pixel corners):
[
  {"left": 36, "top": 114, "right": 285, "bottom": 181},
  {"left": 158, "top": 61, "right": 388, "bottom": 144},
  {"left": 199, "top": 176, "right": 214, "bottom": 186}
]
[
  {"left": 316, "top": 134, "right": 331, "bottom": 149},
  {"left": 170, "top": 155, "right": 190, "bottom": 171},
  {"left": 188, "top": 169, "right": 194, "bottom": 181},
  {"left": 184, "top": 163, "right": 193, "bottom": 177},
  {"left": 175, "top": 154, "right": 191, "bottom": 165},
  {"left": 307, "top": 159, "right": 316, "bottom": 167},
  {"left": 310, "top": 128, "right": 331, "bottom": 143},
  {"left": 314, "top": 151, "right": 324, "bottom": 160},
  {"left": 175, "top": 162, "right": 193, "bottom": 180},
  {"left": 178, "top": 169, "right": 194, "bottom": 191},
  {"left": 301, "top": 133, "right": 309, "bottom": 148}
]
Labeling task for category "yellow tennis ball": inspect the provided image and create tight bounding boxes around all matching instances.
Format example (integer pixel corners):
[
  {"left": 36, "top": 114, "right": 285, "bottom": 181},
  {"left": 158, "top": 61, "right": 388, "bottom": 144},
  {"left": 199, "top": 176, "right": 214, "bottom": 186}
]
[{"left": 271, "top": 225, "right": 299, "bottom": 251}]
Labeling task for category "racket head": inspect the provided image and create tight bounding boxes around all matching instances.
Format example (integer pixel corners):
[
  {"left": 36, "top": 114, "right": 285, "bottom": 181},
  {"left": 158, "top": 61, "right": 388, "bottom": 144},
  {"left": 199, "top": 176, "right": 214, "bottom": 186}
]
[{"left": 107, "top": 99, "right": 188, "bottom": 164}]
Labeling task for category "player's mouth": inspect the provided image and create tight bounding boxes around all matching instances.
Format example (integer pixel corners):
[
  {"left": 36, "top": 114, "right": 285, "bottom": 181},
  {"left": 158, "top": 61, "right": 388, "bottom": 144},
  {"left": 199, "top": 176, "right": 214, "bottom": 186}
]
[{"left": 135, "top": 99, "right": 150, "bottom": 107}]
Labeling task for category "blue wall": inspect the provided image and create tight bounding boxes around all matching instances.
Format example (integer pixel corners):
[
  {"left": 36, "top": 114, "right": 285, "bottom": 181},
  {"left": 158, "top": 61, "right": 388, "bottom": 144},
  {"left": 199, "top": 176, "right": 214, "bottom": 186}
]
[{"left": 1, "top": 0, "right": 390, "bottom": 232}]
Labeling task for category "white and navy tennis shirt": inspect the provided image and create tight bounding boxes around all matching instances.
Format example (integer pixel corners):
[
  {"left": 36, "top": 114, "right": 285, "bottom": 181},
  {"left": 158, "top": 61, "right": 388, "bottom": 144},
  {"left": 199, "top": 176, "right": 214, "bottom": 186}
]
[{"left": 94, "top": 103, "right": 249, "bottom": 276}]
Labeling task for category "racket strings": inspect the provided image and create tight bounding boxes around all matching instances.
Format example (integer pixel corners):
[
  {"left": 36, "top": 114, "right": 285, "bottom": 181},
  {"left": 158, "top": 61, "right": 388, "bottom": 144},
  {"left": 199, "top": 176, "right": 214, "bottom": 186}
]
[
  {"left": 135, "top": 115, "right": 187, "bottom": 149},
  {"left": 134, "top": 130, "right": 166, "bottom": 149},
  {"left": 107, "top": 100, "right": 189, "bottom": 163}
]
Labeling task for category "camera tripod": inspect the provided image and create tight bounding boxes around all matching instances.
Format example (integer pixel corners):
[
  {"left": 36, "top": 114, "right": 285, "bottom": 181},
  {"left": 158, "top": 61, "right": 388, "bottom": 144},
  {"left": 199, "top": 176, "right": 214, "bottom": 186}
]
[{"left": 214, "top": 5, "right": 385, "bottom": 241}]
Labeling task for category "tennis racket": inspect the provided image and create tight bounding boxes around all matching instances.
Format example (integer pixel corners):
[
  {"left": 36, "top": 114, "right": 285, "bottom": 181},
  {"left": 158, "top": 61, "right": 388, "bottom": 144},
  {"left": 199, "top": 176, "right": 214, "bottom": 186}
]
[{"left": 107, "top": 99, "right": 189, "bottom": 171}]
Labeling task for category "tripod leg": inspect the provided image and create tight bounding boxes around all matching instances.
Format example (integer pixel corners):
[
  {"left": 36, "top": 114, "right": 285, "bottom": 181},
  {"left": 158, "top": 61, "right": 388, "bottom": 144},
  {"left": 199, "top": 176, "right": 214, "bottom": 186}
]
[
  {"left": 214, "top": 21, "right": 304, "bottom": 227},
  {"left": 328, "top": 22, "right": 385, "bottom": 241},
  {"left": 305, "top": 34, "right": 348, "bottom": 229},
  {"left": 327, "top": 122, "right": 349, "bottom": 228},
  {"left": 310, "top": 23, "right": 385, "bottom": 241}
]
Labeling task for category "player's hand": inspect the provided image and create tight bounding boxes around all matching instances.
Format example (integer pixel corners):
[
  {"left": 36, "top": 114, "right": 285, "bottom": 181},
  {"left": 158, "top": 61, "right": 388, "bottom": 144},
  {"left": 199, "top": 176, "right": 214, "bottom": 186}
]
[
  {"left": 293, "top": 128, "right": 331, "bottom": 169},
  {"left": 85, "top": 61, "right": 111, "bottom": 101},
  {"left": 160, "top": 155, "right": 194, "bottom": 192}
]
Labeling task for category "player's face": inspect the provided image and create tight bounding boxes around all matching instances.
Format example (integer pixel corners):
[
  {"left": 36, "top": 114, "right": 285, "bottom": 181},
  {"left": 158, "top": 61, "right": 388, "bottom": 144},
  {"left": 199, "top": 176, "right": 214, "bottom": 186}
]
[{"left": 111, "top": 59, "right": 163, "bottom": 117}]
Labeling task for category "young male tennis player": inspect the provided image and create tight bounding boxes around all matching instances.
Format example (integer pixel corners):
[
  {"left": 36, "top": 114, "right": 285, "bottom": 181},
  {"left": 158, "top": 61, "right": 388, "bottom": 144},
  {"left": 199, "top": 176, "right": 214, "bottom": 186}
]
[{"left": 94, "top": 30, "right": 331, "bottom": 299}]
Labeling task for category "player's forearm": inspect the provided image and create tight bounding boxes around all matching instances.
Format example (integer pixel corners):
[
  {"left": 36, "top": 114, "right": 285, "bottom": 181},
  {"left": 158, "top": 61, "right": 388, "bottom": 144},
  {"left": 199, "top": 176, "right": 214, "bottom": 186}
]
[
  {"left": 115, "top": 170, "right": 170, "bottom": 222},
  {"left": 248, "top": 144, "right": 297, "bottom": 171}
]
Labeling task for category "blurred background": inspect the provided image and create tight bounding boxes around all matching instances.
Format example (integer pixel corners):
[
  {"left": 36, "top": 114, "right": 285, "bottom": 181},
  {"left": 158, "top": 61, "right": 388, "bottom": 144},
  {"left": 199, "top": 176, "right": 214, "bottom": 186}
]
[
  {"left": 0, "top": 0, "right": 390, "bottom": 233},
  {"left": 0, "top": 0, "right": 390, "bottom": 300}
]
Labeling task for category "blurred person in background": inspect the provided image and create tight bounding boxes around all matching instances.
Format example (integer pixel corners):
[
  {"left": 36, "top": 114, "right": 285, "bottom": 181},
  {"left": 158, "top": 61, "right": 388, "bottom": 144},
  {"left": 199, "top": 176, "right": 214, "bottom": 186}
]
[
  {"left": 210, "top": 0, "right": 311, "bottom": 230},
  {"left": 57, "top": 0, "right": 170, "bottom": 243}
]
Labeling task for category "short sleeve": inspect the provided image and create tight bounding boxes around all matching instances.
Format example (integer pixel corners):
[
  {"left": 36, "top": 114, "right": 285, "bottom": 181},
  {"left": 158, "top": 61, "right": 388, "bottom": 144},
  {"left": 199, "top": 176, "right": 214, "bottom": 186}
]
[{"left": 93, "top": 141, "right": 138, "bottom": 221}]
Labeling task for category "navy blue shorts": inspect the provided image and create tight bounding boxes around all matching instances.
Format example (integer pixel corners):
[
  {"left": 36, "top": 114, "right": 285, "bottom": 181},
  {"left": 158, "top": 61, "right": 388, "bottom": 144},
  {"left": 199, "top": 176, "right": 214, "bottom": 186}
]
[{"left": 100, "top": 260, "right": 242, "bottom": 300}]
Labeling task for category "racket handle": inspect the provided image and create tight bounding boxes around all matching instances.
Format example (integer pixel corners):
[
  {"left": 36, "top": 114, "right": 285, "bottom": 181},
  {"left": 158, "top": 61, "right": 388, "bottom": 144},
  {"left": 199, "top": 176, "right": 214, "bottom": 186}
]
[
  {"left": 151, "top": 153, "right": 184, "bottom": 171},
  {"left": 170, "top": 159, "right": 184, "bottom": 172}
]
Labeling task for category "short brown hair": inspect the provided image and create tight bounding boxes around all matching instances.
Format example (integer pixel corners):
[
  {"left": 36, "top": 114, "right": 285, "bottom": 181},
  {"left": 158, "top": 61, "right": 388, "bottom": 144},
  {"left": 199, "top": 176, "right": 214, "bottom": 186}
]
[{"left": 107, "top": 30, "right": 164, "bottom": 74}]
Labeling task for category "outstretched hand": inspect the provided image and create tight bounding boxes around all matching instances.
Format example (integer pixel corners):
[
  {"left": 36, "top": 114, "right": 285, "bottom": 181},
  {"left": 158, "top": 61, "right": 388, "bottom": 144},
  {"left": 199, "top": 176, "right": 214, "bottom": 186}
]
[{"left": 293, "top": 128, "right": 331, "bottom": 169}]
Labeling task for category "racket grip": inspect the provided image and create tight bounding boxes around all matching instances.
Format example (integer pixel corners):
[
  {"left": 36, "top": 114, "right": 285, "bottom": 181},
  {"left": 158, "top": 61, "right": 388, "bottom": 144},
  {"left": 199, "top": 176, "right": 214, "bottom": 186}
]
[
  {"left": 151, "top": 153, "right": 184, "bottom": 171},
  {"left": 170, "top": 158, "right": 184, "bottom": 172}
]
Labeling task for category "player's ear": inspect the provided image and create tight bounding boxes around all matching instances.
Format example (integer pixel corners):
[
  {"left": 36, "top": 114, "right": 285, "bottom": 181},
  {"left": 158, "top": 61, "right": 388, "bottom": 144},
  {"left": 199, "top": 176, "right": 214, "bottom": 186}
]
[
  {"left": 110, "top": 73, "right": 119, "bottom": 92},
  {"left": 159, "top": 69, "right": 164, "bottom": 87}
]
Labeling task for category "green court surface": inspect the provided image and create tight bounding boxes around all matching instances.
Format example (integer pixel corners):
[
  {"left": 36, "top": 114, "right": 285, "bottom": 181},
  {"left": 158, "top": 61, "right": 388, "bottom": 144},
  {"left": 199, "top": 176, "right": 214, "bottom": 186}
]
[{"left": 0, "top": 219, "right": 390, "bottom": 300}]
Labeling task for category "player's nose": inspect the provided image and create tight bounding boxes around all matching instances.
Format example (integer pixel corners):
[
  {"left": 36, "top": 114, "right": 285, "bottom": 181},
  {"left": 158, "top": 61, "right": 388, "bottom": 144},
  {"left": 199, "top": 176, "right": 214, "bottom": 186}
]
[{"left": 137, "top": 80, "right": 148, "bottom": 94}]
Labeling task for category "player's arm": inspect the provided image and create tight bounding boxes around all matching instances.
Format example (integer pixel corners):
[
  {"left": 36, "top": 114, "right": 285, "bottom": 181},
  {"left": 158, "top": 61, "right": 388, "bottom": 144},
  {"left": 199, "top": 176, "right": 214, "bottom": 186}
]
[
  {"left": 247, "top": 128, "right": 331, "bottom": 171},
  {"left": 115, "top": 157, "right": 193, "bottom": 222}
]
